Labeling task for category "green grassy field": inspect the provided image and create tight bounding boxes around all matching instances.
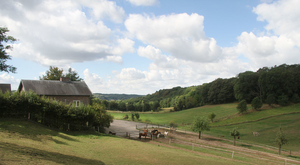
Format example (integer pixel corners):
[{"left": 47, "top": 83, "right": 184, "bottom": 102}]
[
  {"left": 110, "top": 103, "right": 300, "bottom": 152},
  {"left": 0, "top": 119, "right": 247, "bottom": 165},
  {"left": 110, "top": 103, "right": 239, "bottom": 125}
]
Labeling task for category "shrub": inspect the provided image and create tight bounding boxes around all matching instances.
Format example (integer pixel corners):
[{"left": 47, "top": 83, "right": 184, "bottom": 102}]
[
  {"left": 135, "top": 113, "right": 140, "bottom": 120},
  {"left": 169, "top": 121, "right": 178, "bottom": 128},
  {"left": 208, "top": 113, "right": 216, "bottom": 123},
  {"left": 237, "top": 100, "right": 247, "bottom": 113},
  {"left": 277, "top": 94, "right": 289, "bottom": 106},
  {"left": 251, "top": 97, "right": 262, "bottom": 110},
  {"left": 266, "top": 94, "right": 276, "bottom": 106},
  {"left": 291, "top": 94, "right": 300, "bottom": 103}
]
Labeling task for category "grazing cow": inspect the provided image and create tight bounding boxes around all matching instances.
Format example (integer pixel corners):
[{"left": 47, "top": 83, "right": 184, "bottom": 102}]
[
  {"left": 164, "top": 131, "right": 168, "bottom": 136},
  {"left": 253, "top": 132, "right": 260, "bottom": 136},
  {"left": 238, "top": 136, "right": 240, "bottom": 139},
  {"left": 220, "top": 136, "right": 224, "bottom": 138}
]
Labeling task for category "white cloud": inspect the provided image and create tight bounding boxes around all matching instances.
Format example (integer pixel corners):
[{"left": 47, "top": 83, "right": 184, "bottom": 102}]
[
  {"left": 125, "top": 13, "right": 223, "bottom": 63},
  {"left": 235, "top": 0, "right": 300, "bottom": 68},
  {"left": 83, "top": 69, "right": 107, "bottom": 93},
  {"left": 78, "top": 0, "right": 126, "bottom": 23},
  {"left": 0, "top": 73, "right": 20, "bottom": 90},
  {"left": 0, "top": 0, "right": 132, "bottom": 67},
  {"left": 126, "top": 0, "right": 159, "bottom": 6},
  {"left": 118, "top": 68, "right": 146, "bottom": 80},
  {"left": 138, "top": 45, "right": 180, "bottom": 70}
]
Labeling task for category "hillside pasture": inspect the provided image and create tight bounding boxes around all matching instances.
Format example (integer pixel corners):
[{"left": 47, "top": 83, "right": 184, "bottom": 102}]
[
  {"left": 206, "top": 113, "right": 300, "bottom": 152},
  {"left": 110, "top": 103, "right": 300, "bottom": 153},
  {"left": 109, "top": 103, "right": 238, "bottom": 125},
  {"left": 0, "top": 119, "right": 245, "bottom": 165}
]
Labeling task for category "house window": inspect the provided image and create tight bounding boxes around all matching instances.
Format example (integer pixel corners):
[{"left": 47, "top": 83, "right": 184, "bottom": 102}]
[{"left": 73, "top": 100, "right": 80, "bottom": 107}]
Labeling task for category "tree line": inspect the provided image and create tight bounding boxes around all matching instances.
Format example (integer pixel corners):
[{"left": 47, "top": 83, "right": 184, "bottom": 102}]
[{"left": 100, "top": 64, "right": 300, "bottom": 112}]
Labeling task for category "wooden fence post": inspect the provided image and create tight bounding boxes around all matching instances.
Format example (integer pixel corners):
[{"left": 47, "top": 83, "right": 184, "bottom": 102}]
[
  {"left": 232, "top": 151, "right": 234, "bottom": 158},
  {"left": 28, "top": 113, "right": 30, "bottom": 120},
  {"left": 68, "top": 124, "right": 70, "bottom": 130},
  {"left": 192, "top": 143, "right": 194, "bottom": 151}
]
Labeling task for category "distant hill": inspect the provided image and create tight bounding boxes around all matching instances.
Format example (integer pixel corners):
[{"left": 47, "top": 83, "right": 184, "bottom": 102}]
[{"left": 93, "top": 93, "right": 144, "bottom": 100}]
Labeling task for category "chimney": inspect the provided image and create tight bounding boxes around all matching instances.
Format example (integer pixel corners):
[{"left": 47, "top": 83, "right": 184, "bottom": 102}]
[{"left": 60, "top": 77, "right": 70, "bottom": 82}]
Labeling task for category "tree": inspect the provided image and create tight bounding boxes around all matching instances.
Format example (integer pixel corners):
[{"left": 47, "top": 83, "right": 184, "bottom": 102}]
[
  {"left": 277, "top": 94, "right": 289, "bottom": 106},
  {"left": 230, "top": 128, "right": 240, "bottom": 146},
  {"left": 251, "top": 97, "right": 262, "bottom": 110},
  {"left": 135, "top": 113, "right": 140, "bottom": 120},
  {"left": 191, "top": 116, "right": 210, "bottom": 139},
  {"left": 275, "top": 127, "right": 288, "bottom": 155},
  {"left": 66, "top": 68, "right": 83, "bottom": 81},
  {"left": 208, "top": 113, "right": 216, "bottom": 123},
  {"left": 131, "top": 113, "right": 135, "bottom": 121},
  {"left": 0, "top": 27, "right": 17, "bottom": 73},
  {"left": 237, "top": 100, "right": 247, "bottom": 113},
  {"left": 40, "top": 66, "right": 83, "bottom": 81},
  {"left": 291, "top": 93, "right": 300, "bottom": 103},
  {"left": 266, "top": 94, "right": 276, "bottom": 106},
  {"left": 40, "top": 66, "right": 64, "bottom": 80},
  {"left": 118, "top": 101, "right": 126, "bottom": 111}
]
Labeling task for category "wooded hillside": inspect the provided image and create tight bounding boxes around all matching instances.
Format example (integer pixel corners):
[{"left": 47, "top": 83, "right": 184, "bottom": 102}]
[{"left": 95, "top": 64, "right": 300, "bottom": 112}]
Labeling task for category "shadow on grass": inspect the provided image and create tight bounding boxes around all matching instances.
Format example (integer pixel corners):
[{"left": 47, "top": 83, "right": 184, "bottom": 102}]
[
  {"left": 53, "top": 139, "right": 69, "bottom": 145},
  {"left": 240, "top": 144, "right": 253, "bottom": 148},
  {"left": 0, "top": 142, "right": 105, "bottom": 165},
  {"left": 0, "top": 119, "right": 108, "bottom": 143},
  {"left": 203, "top": 137, "right": 222, "bottom": 141}
]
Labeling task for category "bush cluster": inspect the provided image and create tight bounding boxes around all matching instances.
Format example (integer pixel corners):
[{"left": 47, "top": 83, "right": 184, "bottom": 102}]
[{"left": 0, "top": 90, "right": 113, "bottom": 132}]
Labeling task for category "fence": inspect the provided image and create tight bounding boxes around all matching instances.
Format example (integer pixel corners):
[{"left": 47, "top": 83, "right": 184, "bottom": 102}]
[
  {"left": 136, "top": 123, "right": 169, "bottom": 130},
  {"left": 168, "top": 138, "right": 300, "bottom": 165}
]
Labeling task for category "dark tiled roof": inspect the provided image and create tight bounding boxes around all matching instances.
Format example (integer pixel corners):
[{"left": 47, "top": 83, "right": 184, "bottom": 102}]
[
  {"left": 0, "top": 84, "right": 11, "bottom": 94},
  {"left": 18, "top": 80, "right": 92, "bottom": 96}
]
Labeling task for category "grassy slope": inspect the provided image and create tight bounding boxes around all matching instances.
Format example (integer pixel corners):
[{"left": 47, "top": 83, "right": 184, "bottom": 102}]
[
  {"left": 0, "top": 119, "right": 241, "bottom": 165},
  {"left": 110, "top": 103, "right": 300, "bottom": 152},
  {"left": 110, "top": 103, "right": 238, "bottom": 125}
]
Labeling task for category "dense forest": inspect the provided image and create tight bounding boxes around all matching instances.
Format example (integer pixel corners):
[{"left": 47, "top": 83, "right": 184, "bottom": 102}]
[{"left": 94, "top": 64, "right": 300, "bottom": 112}]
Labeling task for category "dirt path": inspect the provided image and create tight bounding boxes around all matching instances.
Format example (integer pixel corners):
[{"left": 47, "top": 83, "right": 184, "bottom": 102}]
[{"left": 105, "top": 120, "right": 164, "bottom": 137}]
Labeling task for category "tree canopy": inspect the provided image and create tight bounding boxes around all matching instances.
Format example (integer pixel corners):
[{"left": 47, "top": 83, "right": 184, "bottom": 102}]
[
  {"left": 275, "top": 127, "right": 288, "bottom": 155},
  {"left": 40, "top": 66, "right": 82, "bottom": 81},
  {"left": 230, "top": 128, "right": 240, "bottom": 146},
  {"left": 0, "top": 27, "right": 17, "bottom": 73},
  {"left": 191, "top": 116, "right": 210, "bottom": 139}
]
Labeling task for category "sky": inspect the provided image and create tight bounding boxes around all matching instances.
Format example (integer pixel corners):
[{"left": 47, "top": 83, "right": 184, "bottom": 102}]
[{"left": 1, "top": 0, "right": 300, "bottom": 95}]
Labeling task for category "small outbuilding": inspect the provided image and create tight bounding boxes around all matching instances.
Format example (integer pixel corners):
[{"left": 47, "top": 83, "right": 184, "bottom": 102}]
[
  {"left": 0, "top": 84, "right": 11, "bottom": 94},
  {"left": 18, "top": 77, "right": 92, "bottom": 106}
]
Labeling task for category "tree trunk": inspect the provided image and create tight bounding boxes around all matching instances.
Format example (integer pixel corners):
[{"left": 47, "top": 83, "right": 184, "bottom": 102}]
[
  {"left": 199, "top": 131, "right": 201, "bottom": 139},
  {"left": 234, "top": 136, "right": 236, "bottom": 146},
  {"left": 279, "top": 145, "right": 281, "bottom": 155}
]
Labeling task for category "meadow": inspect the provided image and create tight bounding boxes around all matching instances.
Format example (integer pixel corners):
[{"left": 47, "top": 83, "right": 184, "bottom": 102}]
[
  {"left": 0, "top": 119, "right": 246, "bottom": 165},
  {"left": 110, "top": 103, "right": 239, "bottom": 125},
  {"left": 109, "top": 103, "right": 300, "bottom": 152}
]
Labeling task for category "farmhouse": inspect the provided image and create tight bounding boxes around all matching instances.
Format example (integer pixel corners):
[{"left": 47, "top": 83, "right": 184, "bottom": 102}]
[
  {"left": 18, "top": 77, "right": 92, "bottom": 106},
  {"left": 0, "top": 84, "right": 11, "bottom": 94}
]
